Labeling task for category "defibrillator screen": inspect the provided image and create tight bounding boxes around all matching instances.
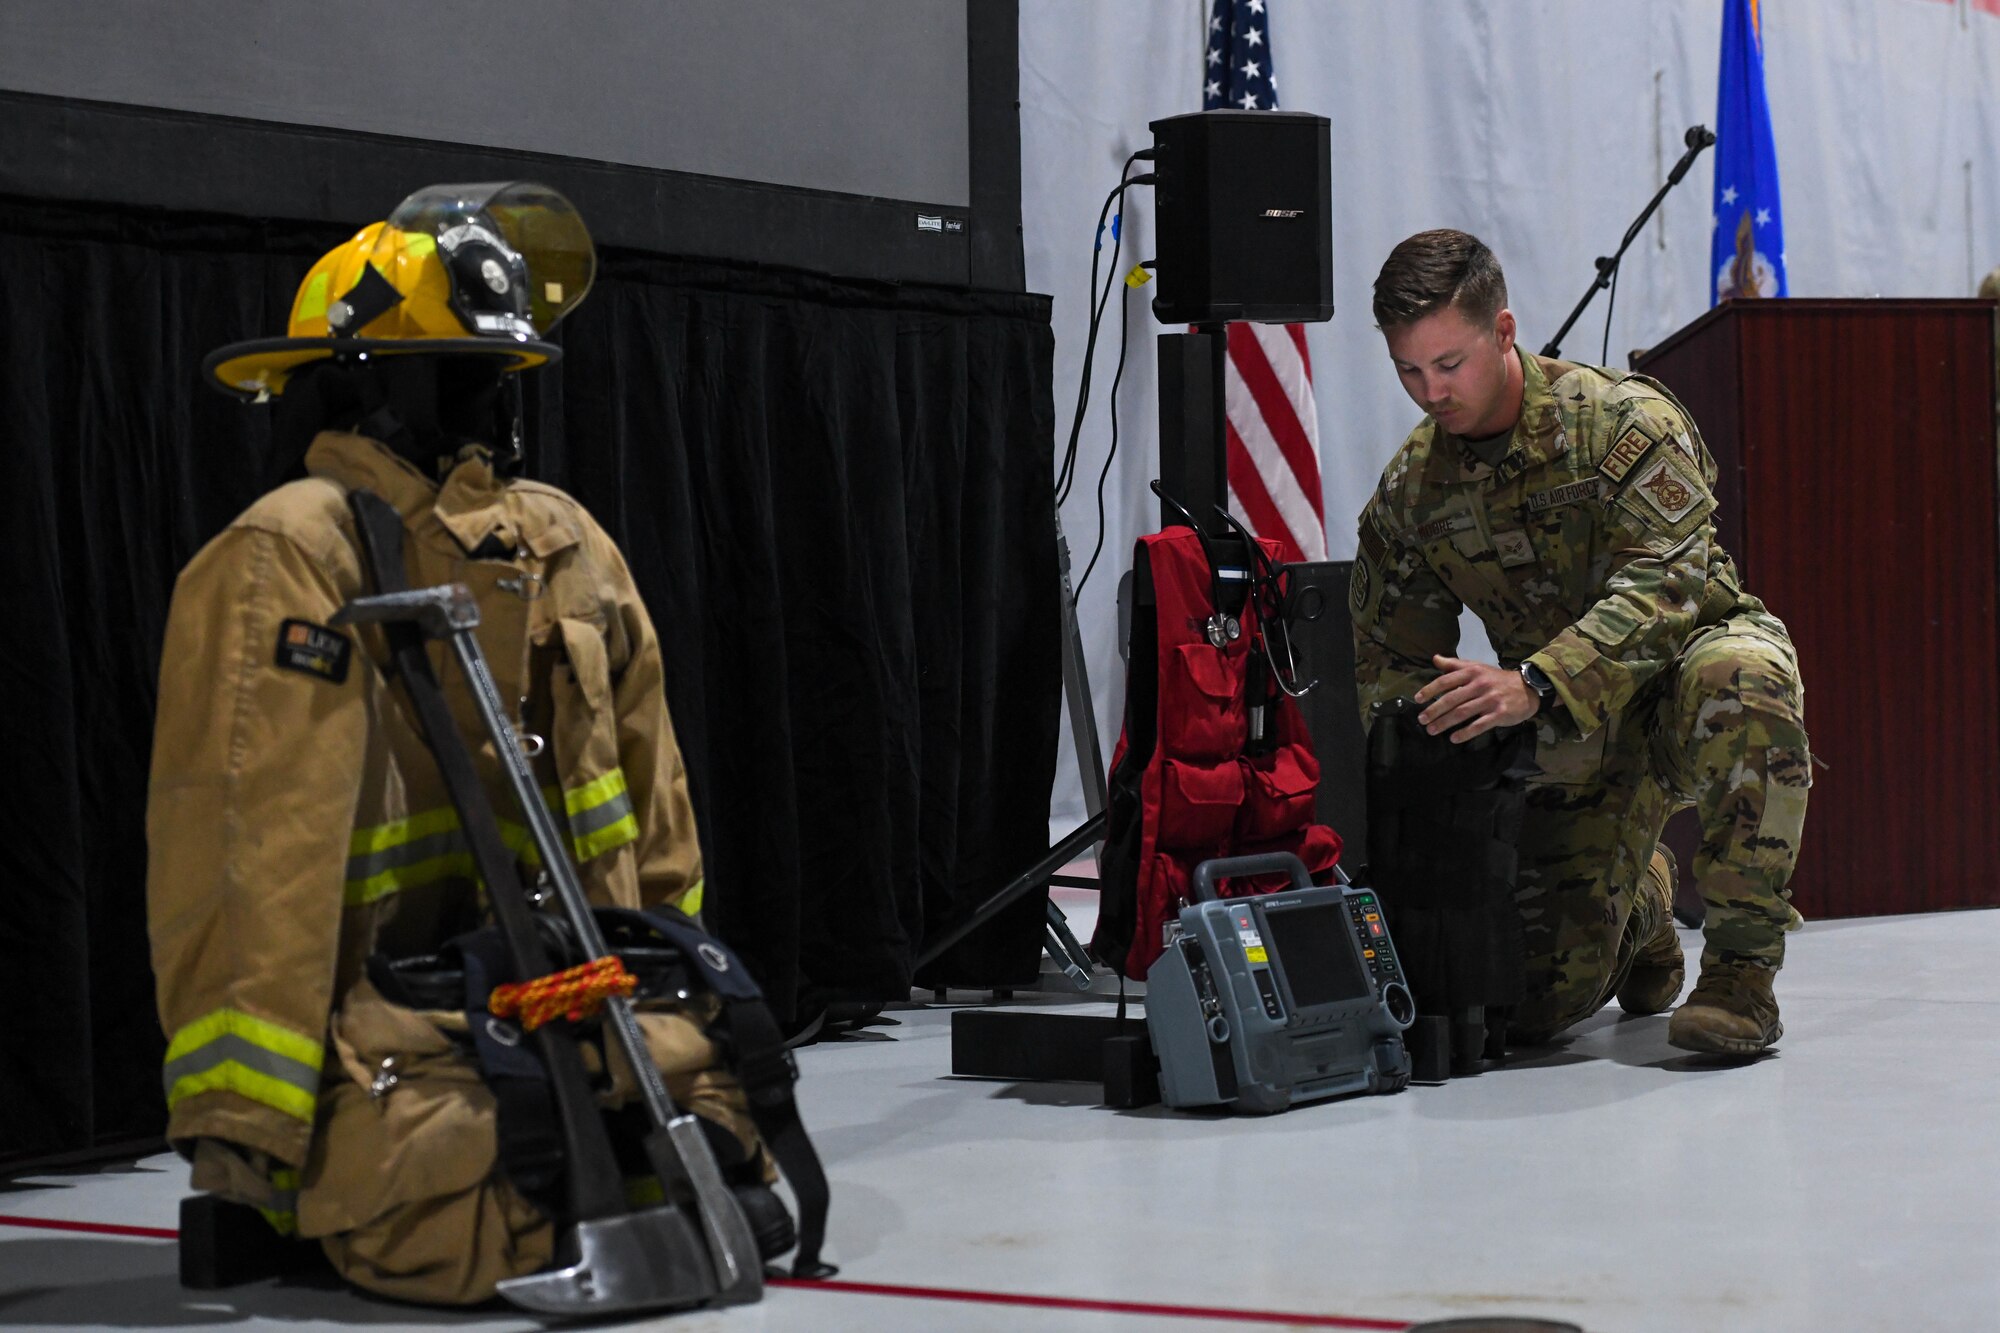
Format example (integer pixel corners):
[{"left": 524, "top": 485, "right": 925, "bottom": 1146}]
[{"left": 1263, "top": 901, "right": 1371, "bottom": 1011}]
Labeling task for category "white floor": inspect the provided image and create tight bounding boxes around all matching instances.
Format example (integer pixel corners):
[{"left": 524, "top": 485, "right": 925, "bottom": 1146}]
[{"left": 5, "top": 898, "right": 1999, "bottom": 1333}]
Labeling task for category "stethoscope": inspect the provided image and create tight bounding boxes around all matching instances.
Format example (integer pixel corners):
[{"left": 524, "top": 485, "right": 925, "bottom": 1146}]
[
  {"left": 1148, "top": 484, "right": 1321, "bottom": 749},
  {"left": 1208, "top": 505, "right": 1319, "bottom": 702},
  {"left": 1149, "top": 481, "right": 1247, "bottom": 649}
]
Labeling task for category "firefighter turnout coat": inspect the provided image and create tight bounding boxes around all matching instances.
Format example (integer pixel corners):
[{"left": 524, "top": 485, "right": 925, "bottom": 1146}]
[{"left": 147, "top": 430, "right": 707, "bottom": 1175}]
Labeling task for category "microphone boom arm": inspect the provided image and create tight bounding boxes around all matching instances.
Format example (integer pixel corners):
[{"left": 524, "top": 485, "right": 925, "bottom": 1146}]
[{"left": 1540, "top": 124, "right": 1715, "bottom": 360}]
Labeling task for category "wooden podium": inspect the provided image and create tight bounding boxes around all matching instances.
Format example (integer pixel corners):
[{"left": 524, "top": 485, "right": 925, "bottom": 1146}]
[{"left": 1633, "top": 298, "right": 2000, "bottom": 918}]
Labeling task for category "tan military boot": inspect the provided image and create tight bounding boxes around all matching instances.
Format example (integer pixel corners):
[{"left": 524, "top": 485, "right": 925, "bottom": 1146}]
[
  {"left": 1668, "top": 959, "right": 1782, "bottom": 1055},
  {"left": 1615, "top": 846, "right": 1684, "bottom": 1016}
]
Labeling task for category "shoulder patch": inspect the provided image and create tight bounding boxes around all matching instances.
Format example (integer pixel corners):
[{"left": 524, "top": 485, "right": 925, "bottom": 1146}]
[
  {"left": 274, "top": 619, "right": 352, "bottom": 685},
  {"left": 1358, "top": 514, "right": 1389, "bottom": 565},
  {"left": 1349, "top": 556, "right": 1377, "bottom": 619},
  {"left": 1630, "top": 458, "right": 1703, "bottom": 526},
  {"left": 1601, "top": 426, "right": 1656, "bottom": 484}
]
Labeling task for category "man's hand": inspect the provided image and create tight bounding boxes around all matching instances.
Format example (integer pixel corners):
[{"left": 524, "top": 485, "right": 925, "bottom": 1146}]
[{"left": 1414, "top": 654, "right": 1540, "bottom": 743}]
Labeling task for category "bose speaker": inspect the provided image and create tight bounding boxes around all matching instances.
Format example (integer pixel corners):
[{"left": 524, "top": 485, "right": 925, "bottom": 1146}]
[{"left": 1149, "top": 109, "right": 1333, "bottom": 326}]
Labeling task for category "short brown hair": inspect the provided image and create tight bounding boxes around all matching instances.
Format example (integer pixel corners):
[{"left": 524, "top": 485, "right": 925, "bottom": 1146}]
[{"left": 1372, "top": 229, "right": 1509, "bottom": 329}]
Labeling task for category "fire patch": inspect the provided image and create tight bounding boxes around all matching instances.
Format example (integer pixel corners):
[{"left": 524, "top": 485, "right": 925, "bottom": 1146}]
[{"left": 1600, "top": 427, "right": 1655, "bottom": 483}]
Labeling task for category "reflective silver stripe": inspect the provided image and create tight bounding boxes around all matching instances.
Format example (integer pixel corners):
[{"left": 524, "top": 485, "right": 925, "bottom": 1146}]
[
  {"left": 569, "top": 787, "right": 636, "bottom": 841},
  {"left": 344, "top": 827, "right": 469, "bottom": 883},
  {"left": 160, "top": 1033, "right": 321, "bottom": 1103}
]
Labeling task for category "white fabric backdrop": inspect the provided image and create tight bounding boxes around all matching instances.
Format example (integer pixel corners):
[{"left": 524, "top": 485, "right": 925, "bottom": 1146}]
[{"left": 1025, "top": 0, "right": 2000, "bottom": 832}]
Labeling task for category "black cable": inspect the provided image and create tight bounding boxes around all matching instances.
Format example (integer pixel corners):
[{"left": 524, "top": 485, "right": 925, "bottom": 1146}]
[
  {"left": 1601, "top": 259, "right": 1620, "bottom": 366},
  {"left": 1072, "top": 251, "right": 1137, "bottom": 600},
  {"left": 1055, "top": 153, "right": 1145, "bottom": 505},
  {"left": 1055, "top": 176, "right": 1127, "bottom": 501},
  {"left": 1058, "top": 183, "right": 1131, "bottom": 506}
]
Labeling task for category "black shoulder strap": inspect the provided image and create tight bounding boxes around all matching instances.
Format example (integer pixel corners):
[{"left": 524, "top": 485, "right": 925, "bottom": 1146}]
[
  {"left": 636, "top": 909, "right": 836, "bottom": 1280},
  {"left": 454, "top": 929, "right": 568, "bottom": 1215}
]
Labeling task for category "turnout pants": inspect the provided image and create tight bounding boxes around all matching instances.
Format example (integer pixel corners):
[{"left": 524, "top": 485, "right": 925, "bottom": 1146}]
[
  {"left": 1512, "top": 614, "right": 1811, "bottom": 1039},
  {"left": 293, "top": 982, "right": 766, "bottom": 1305}
]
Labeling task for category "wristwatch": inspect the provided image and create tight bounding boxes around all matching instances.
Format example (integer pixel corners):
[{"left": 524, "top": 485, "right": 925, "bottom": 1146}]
[{"left": 1518, "top": 661, "right": 1558, "bottom": 715}]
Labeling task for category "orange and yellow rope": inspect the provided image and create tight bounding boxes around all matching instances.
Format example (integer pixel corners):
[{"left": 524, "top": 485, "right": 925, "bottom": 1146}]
[{"left": 489, "top": 955, "right": 636, "bottom": 1031}]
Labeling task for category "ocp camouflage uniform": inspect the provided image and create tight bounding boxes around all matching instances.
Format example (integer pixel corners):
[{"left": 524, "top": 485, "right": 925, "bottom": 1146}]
[{"left": 1351, "top": 351, "right": 1810, "bottom": 1039}]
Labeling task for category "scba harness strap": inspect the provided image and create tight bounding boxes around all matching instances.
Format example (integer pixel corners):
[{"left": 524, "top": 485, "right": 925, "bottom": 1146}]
[
  {"left": 348, "top": 485, "right": 832, "bottom": 1277},
  {"left": 369, "top": 888, "right": 836, "bottom": 1278},
  {"left": 597, "top": 908, "right": 835, "bottom": 1279}
]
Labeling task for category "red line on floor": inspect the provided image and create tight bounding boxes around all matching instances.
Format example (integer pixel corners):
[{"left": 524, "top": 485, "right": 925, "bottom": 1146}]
[
  {"left": 0, "top": 1214, "right": 1411, "bottom": 1328},
  {"left": 0, "top": 1213, "right": 179, "bottom": 1241},
  {"left": 769, "top": 1276, "right": 1410, "bottom": 1329}
]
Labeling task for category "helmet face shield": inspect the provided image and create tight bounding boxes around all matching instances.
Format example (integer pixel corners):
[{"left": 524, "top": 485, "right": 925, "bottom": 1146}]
[{"left": 389, "top": 182, "right": 596, "bottom": 337}]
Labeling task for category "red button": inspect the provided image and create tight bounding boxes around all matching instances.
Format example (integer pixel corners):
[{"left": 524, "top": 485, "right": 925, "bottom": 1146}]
[{"left": 1369, "top": 922, "right": 1384, "bottom": 936}]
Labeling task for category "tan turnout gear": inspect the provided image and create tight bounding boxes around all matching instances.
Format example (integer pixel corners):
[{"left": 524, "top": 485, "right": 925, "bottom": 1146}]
[{"left": 147, "top": 429, "right": 751, "bottom": 1303}]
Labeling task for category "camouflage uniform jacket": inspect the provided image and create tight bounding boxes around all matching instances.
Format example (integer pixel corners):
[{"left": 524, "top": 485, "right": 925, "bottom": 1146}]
[{"left": 1352, "top": 350, "right": 1780, "bottom": 783}]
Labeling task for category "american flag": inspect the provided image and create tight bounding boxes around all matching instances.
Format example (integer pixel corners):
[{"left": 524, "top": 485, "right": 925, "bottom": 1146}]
[{"left": 1204, "top": 0, "right": 1327, "bottom": 564}]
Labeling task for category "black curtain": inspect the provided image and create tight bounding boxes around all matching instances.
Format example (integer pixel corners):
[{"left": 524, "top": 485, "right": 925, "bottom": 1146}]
[{"left": 0, "top": 196, "right": 1060, "bottom": 1166}]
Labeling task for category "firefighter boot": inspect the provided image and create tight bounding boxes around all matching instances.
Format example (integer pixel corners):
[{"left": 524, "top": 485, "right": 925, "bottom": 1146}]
[
  {"left": 1668, "top": 959, "right": 1782, "bottom": 1056},
  {"left": 1615, "top": 846, "right": 1685, "bottom": 1016}
]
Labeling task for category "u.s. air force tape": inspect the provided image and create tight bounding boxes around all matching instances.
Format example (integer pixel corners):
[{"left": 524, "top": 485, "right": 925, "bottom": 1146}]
[{"left": 274, "top": 619, "right": 353, "bottom": 685}]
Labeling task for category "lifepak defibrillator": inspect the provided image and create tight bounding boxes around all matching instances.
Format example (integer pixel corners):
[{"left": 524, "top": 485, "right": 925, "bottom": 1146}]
[{"left": 1146, "top": 852, "right": 1415, "bottom": 1112}]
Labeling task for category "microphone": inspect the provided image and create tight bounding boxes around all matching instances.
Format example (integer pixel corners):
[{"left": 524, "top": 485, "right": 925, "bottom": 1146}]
[{"left": 1665, "top": 124, "right": 1716, "bottom": 185}]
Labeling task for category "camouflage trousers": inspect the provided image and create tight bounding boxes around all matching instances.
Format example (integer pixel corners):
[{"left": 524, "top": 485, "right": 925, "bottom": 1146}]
[{"left": 1512, "top": 614, "right": 1810, "bottom": 1039}]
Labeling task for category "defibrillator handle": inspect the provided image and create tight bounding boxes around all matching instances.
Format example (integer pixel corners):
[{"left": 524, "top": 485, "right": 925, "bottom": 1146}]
[{"left": 1190, "top": 852, "right": 1312, "bottom": 903}]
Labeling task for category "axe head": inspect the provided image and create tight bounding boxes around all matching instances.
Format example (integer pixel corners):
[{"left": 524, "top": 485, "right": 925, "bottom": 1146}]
[{"left": 332, "top": 584, "right": 482, "bottom": 637}]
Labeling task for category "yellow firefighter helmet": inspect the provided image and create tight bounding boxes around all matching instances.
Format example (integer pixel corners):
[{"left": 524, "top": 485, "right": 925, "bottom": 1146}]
[{"left": 205, "top": 181, "right": 595, "bottom": 399}]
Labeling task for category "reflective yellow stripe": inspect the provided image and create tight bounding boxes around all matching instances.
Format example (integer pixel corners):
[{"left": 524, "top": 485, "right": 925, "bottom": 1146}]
[
  {"left": 259, "top": 1168, "right": 301, "bottom": 1236},
  {"left": 165, "top": 1008, "right": 322, "bottom": 1068},
  {"left": 503, "top": 820, "right": 539, "bottom": 860},
  {"left": 348, "top": 804, "right": 461, "bottom": 856},
  {"left": 163, "top": 1009, "right": 324, "bottom": 1125},
  {"left": 564, "top": 769, "right": 627, "bottom": 818},
  {"left": 342, "top": 768, "right": 638, "bottom": 903},
  {"left": 676, "top": 878, "right": 704, "bottom": 917},
  {"left": 345, "top": 851, "right": 474, "bottom": 906},
  {"left": 166, "top": 1061, "right": 318, "bottom": 1123},
  {"left": 573, "top": 813, "right": 639, "bottom": 862}
]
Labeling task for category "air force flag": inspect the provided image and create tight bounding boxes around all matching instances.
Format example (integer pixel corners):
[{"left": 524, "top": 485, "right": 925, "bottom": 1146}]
[{"left": 1712, "top": 0, "right": 1786, "bottom": 303}]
